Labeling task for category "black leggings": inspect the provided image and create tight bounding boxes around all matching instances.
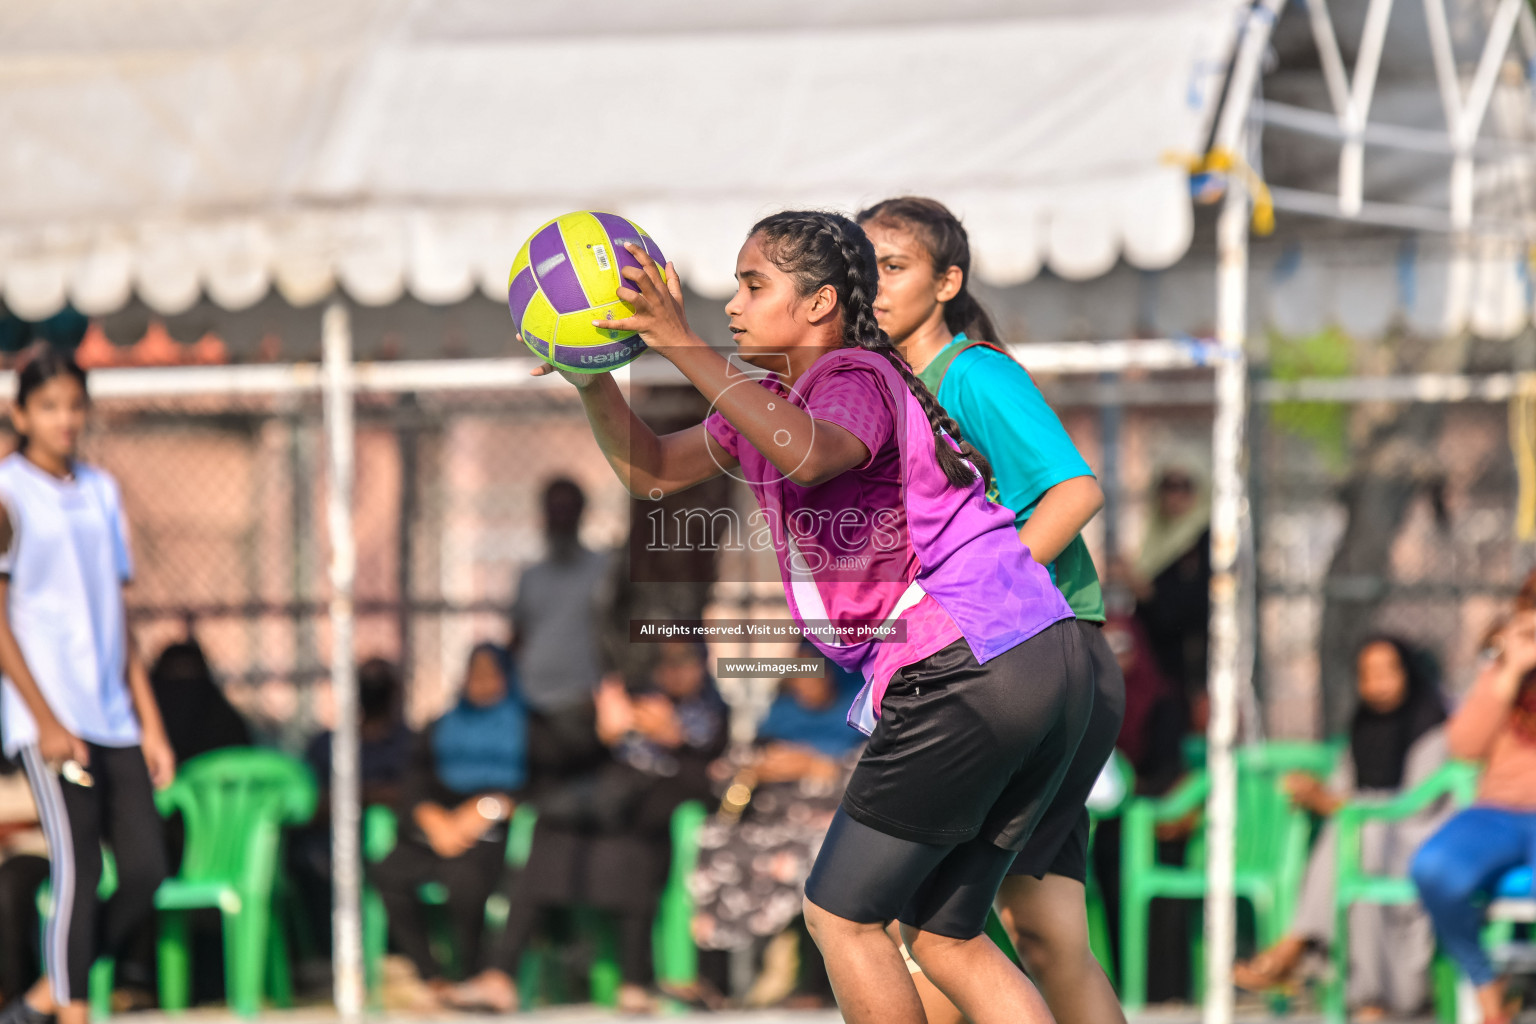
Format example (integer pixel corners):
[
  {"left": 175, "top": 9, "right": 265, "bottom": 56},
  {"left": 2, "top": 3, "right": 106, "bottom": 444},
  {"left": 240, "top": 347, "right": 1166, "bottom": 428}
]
[{"left": 19, "top": 744, "right": 168, "bottom": 1004}]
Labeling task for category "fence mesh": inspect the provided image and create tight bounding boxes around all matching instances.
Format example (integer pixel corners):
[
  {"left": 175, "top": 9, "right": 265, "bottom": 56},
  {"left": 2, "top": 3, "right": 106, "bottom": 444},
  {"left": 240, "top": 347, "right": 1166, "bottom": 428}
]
[{"left": 36, "top": 367, "right": 1532, "bottom": 747}]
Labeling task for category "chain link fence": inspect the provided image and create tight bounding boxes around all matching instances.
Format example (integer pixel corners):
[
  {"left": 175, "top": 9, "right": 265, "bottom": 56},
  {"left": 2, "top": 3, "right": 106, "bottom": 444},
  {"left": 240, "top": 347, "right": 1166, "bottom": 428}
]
[
  {"left": 32, "top": 361, "right": 1531, "bottom": 748},
  {"left": 1045, "top": 366, "right": 1530, "bottom": 738}
]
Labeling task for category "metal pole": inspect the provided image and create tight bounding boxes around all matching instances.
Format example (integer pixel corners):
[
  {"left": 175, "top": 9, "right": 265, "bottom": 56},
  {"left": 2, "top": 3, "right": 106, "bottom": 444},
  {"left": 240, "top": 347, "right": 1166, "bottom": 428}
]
[
  {"left": 1205, "top": 145, "right": 1251, "bottom": 1024},
  {"left": 1210, "top": 0, "right": 1287, "bottom": 153},
  {"left": 323, "top": 299, "right": 364, "bottom": 1020}
]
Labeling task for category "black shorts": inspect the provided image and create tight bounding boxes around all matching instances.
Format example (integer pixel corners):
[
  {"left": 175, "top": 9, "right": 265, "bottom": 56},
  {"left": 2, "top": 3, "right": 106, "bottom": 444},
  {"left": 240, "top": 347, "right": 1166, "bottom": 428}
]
[
  {"left": 841, "top": 619, "right": 1094, "bottom": 850},
  {"left": 805, "top": 620, "right": 1096, "bottom": 938},
  {"left": 805, "top": 808, "right": 1020, "bottom": 939},
  {"left": 1007, "top": 620, "right": 1126, "bottom": 882}
]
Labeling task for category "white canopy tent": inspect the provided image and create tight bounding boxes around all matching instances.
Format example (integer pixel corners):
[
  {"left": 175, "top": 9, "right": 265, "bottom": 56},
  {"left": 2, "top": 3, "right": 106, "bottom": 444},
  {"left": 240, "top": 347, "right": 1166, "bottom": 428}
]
[
  {"left": 1, "top": 2, "right": 1250, "bottom": 1017},
  {"left": 5, "top": 2, "right": 1533, "bottom": 1022},
  {"left": 0, "top": 0, "right": 1244, "bottom": 317}
]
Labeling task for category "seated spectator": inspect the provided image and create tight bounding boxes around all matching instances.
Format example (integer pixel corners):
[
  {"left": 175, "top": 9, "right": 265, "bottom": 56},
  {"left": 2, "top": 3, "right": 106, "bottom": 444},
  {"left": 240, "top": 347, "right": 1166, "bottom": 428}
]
[
  {"left": 1120, "top": 461, "right": 1211, "bottom": 699},
  {"left": 306, "top": 658, "right": 415, "bottom": 812},
  {"left": 1235, "top": 636, "right": 1449, "bottom": 1019},
  {"left": 0, "top": 763, "right": 46, "bottom": 1005},
  {"left": 0, "top": 855, "right": 47, "bottom": 1007},
  {"left": 1102, "top": 614, "right": 1187, "bottom": 798},
  {"left": 293, "top": 658, "right": 415, "bottom": 955},
  {"left": 447, "top": 641, "right": 727, "bottom": 1015},
  {"left": 690, "top": 647, "right": 863, "bottom": 1008},
  {"left": 1412, "top": 609, "right": 1536, "bottom": 1024},
  {"left": 113, "top": 638, "right": 255, "bottom": 1009},
  {"left": 150, "top": 639, "right": 252, "bottom": 763},
  {"left": 1088, "top": 614, "right": 1193, "bottom": 998},
  {"left": 368, "top": 644, "right": 526, "bottom": 1003}
]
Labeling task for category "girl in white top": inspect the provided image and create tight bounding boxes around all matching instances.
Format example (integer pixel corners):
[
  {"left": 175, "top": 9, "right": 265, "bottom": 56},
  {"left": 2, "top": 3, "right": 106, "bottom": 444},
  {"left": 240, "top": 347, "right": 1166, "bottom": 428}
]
[{"left": 0, "top": 348, "right": 173, "bottom": 1024}]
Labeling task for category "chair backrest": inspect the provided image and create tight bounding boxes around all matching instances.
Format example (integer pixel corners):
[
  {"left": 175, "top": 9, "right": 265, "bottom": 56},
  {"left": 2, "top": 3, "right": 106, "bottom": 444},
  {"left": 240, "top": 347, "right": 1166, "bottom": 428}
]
[
  {"left": 363, "top": 804, "right": 398, "bottom": 864},
  {"left": 1233, "top": 741, "right": 1340, "bottom": 877},
  {"left": 156, "top": 747, "right": 317, "bottom": 885}
]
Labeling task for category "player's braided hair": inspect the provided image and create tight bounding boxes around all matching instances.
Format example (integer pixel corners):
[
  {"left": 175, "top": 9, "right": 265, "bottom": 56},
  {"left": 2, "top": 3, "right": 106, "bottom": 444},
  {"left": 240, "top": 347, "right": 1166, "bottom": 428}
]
[{"left": 749, "top": 210, "right": 992, "bottom": 491}]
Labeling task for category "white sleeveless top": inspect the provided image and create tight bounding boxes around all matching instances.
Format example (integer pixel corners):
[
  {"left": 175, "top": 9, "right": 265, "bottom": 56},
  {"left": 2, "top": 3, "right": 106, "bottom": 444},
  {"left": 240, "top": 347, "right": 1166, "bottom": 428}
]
[{"left": 0, "top": 453, "right": 140, "bottom": 756}]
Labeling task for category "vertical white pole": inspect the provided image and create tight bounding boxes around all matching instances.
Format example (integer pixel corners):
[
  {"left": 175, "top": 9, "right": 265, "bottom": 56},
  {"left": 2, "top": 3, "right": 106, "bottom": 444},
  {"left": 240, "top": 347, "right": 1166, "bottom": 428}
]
[
  {"left": 1210, "top": 0, "right": 1288, "bottom": 151},
  {"left": 323, "top": 298, "right": 364, "bottom": 1021},
  {"left": 1205, "top": 142, "right": 1251, "bottom": 1024},
  {"left": 1339, "top": 0, "right": 1395, "bottom": 217}
]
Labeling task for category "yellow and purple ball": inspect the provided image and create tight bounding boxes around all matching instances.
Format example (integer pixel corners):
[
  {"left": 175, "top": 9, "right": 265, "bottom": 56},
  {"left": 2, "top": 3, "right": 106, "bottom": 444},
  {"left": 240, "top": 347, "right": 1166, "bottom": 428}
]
[{"left": 508, "top": 211, "right": 667, "bottom": 373}]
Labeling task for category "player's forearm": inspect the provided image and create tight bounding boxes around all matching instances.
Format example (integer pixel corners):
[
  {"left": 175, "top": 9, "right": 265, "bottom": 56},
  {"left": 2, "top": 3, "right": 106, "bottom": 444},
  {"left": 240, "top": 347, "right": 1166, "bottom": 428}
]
[
  {"left": 124, "top": 627, "right": 167, "bottom": 738},
  {"left": 1017, "top": 476, "right": 1104, "bottom": 565},
  {"left": 575, "top": 373, "right": 666, "bottom": 494},
  {"left": 663, "top": 341, "right": 848, "bottom": 485}
]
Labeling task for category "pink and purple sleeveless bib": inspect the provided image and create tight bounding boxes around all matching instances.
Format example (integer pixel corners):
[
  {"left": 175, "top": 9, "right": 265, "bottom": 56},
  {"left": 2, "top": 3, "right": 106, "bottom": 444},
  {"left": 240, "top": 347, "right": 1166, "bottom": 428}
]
[{"left": 704, "top": 348, "right": 1073, "bottom": 733}]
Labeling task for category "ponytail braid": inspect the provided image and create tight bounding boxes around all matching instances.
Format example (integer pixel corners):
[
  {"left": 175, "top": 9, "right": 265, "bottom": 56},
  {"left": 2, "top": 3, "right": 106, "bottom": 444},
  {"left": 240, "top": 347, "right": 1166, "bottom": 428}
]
[{"left": 750, "top": 211, "right": 993, "bottom": 491}]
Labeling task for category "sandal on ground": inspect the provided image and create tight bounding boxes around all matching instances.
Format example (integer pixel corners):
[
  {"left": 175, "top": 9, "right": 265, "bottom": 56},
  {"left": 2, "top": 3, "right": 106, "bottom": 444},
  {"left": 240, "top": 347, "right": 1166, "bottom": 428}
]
[
  {"left": 1232, "top": 945, "right": 1304, "bottom": 992},
  {"left": 656, "top": 979, "right": 726, "bottom": 1011},
  {"left": 0, "top": 1002, "right": 52, "bottom": 1024},
  {"left": 1475, "top": 979, "right": 1521, "bottom": 1024},
  {"left": 441, "top": 973, "right": 517, "bottom": 1014},
  {"left": 617, "top": 983, "right": 656, "bottom": 1016}
]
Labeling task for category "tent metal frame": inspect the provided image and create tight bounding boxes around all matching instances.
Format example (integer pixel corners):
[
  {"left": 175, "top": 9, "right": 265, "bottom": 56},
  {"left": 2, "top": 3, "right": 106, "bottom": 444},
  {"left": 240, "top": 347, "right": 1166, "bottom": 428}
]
[
  {"left": 1204, "top": 0, "right": 1535, "bottom": 1020},
  {"left": 1262, "top": 0, "right": 1536, "bottom": 234}
]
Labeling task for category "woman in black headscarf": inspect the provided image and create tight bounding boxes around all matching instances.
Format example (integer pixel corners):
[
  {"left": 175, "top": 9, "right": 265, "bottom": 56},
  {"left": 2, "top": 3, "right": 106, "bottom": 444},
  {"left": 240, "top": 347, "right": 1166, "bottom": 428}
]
[
  {"left": 1234, "top": 636, "right": 1450, "bottom": 1020},
  {"left": 149, "top": 640, "right": 251, "bottom": 762}
]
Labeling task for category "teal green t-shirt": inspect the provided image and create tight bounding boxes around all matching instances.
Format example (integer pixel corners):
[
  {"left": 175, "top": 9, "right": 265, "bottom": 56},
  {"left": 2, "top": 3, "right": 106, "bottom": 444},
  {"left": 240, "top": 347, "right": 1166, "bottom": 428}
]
[{"left": 919, "top": 335, "right": 1107, "bottom": 622}]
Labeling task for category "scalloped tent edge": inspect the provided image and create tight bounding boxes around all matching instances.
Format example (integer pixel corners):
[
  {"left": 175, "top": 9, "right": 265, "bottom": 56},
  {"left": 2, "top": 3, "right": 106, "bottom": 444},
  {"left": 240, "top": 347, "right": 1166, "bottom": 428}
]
[{"left": 0, "top": 0, "right": 1242, "bottom": 321}]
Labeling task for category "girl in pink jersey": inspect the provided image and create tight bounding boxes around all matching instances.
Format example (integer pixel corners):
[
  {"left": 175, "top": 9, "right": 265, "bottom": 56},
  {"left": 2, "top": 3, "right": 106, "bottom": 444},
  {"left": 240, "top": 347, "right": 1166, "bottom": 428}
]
[{"left": 535, "top": 211, "right": 1094, "bottom": 1024}]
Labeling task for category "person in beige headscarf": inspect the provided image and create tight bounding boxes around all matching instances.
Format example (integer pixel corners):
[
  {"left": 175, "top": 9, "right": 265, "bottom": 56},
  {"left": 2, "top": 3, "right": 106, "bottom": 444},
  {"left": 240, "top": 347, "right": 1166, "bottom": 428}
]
[{"left": 1117, "top": 460, "right": 1212, "bottom": 703}]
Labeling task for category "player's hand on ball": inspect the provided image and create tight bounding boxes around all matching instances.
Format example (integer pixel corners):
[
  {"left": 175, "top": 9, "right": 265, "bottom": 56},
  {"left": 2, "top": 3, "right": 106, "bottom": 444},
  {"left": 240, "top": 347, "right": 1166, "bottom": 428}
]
[
  {"left": 521, "top": 337, "right": 604, "bottom": 389},
  {"left": 594, "top": 245, "right": 689, "bottom": 354}
]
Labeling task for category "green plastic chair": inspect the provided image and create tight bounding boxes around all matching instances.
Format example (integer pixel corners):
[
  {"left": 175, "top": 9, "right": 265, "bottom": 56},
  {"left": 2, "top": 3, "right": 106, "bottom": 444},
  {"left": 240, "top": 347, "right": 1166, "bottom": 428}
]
[
  {"left": 1086, "top": 750, "right": 1135, "bottom": 985},
  {"left": 1120, "top": 740, "right": 1341, "bottom": 1012},
  {"left": 152, "top": 748, "right": 316, "bottom": 1017},
  {"left": 508, "top": 801, "right": 705, "bottom": 1008},
  {"left": 653, "top": 800, "right": 707, "bottom": 989},
  {"left": 361, "top": 801, "right": 398, "bottom": 998},
  {"left": 1322, "top": 759, "right": 1480, "bottom": 1024}
]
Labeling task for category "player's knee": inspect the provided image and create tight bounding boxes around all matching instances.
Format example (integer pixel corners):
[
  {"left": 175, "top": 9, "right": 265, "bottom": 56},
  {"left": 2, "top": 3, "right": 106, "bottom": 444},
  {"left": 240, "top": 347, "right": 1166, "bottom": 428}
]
[
  {"left": 802, "top": 893, "right": 880, "bottom": 945},
  {"left": 1008, "top": 914, "right": 1089, "bottom": 982},
  {"left": 1410, "top": 839, "right": 1476, "bottom": 906},
  {"left": 1011, "top": 926, "right": 1063, "bottom": 978},
  {"left": 801, "top": 893, "right": 828, "bottom": 937}
]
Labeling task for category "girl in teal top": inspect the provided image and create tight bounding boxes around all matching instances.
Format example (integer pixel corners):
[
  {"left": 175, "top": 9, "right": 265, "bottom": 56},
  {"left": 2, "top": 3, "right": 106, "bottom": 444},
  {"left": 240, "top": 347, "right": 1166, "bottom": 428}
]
[{"left": 858, "top": 196, "right": 1128, "bottom": 1024}]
